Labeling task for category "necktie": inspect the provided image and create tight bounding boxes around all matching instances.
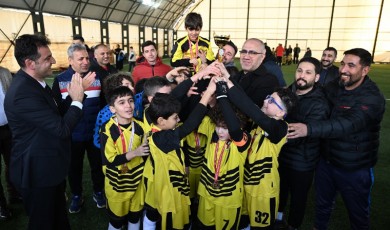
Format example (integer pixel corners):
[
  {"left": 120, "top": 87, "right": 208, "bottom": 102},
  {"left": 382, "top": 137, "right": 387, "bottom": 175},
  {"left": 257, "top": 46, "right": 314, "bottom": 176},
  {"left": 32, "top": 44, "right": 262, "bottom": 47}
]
[{"left": 45, "top": 85, "right": 58, "bottom": 107}]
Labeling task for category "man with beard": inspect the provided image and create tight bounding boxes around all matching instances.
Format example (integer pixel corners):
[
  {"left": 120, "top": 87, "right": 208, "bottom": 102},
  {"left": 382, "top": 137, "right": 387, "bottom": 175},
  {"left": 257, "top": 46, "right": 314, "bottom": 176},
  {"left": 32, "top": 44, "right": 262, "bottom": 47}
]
[
  {"left": 275, "top": 57, "right": 329, "bottom": 230},
  {"left": 319, "top": 47, "right": 339, "bottom": 85},
  {"left": 287, "top": 48, "right": 385, "bottom": 230}
]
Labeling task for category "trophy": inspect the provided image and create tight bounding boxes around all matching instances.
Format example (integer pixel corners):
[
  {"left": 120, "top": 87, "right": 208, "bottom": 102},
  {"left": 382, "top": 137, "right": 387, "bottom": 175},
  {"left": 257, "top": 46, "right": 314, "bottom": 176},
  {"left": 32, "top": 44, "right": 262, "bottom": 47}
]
[{"left": 214, "top": 32, "right": 230, "bottom": 62}]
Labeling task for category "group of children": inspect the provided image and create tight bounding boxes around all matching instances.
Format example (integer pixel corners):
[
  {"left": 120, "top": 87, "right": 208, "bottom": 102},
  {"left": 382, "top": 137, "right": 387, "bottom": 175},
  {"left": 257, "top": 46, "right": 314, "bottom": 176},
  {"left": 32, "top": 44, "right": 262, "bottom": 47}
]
[
  {"left": 96, "top": 59, "right": 297, "bottom": 230},
  {"left": 92, "top": 11, "right": 299, "bottom": 230}
]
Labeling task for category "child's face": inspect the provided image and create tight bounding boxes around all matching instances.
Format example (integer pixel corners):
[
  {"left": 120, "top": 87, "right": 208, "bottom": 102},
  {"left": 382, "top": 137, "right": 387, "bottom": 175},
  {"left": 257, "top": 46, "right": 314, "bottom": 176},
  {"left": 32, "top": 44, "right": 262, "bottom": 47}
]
[
  {"left": 261, "top": 92, "right": 286, "bottom": 119},
  {"left": 186, "top": 27, "right": 201, "bottom": 42},
  {"left": 215, "top": 125, "right": 230, "bottom": 141},
  {"left": 121, "top": 79, "right": 134, "bottom": 92},
  {"left": 162, "top": 113, "right": 180, "bottom": 130},
  {"left": 109, "top": 95, "right": 135, "bottom": 124}
]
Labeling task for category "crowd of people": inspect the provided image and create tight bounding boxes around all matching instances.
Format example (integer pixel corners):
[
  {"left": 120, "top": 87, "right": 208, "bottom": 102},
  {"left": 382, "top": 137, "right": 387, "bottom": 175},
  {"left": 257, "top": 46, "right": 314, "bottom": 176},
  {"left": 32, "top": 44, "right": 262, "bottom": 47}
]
[{"left": 0, "top": 11, "right": 386, "bottom": 230}]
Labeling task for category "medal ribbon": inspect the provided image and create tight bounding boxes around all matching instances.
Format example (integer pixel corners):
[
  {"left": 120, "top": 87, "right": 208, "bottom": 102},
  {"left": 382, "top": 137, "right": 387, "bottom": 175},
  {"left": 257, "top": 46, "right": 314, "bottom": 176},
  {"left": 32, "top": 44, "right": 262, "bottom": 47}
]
[
  {"left": 115, "top": 117, "right": 134, "bottom": 170},
  {"left": 188, "top": 37, "right": 199, "bottom": 71},
  {"left": 213, "top": 140, "right": 231, "bottom": 184},
  {"left": 194, "top": 131, "right": 200, "bottom": 151}
]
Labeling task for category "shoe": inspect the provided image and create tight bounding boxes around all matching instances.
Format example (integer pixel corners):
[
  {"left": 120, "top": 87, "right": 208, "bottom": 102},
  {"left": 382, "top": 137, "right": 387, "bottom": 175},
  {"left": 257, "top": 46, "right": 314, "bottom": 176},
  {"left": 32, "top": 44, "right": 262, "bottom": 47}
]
[
  {"left": 69, "top": 195, "right": 84, "bottom": 213},
  {"left": 93, "top": 191, "right": 106, "bottom": 208},
  {"left": 0, "top": 205, "right": 11, "bottom": 220}
]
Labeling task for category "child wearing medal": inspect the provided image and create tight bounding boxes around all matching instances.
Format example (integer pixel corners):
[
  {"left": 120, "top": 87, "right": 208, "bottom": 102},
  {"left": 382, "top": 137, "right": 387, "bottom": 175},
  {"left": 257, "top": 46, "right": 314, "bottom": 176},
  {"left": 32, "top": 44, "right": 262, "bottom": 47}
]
[
  {"left": 171, "top": 12, "right": 215, "bottom": 73},
  {"left": 222, "top": 77, "right": 298, "bottom": 230},
  {"left": 195, "top": 78, "right": 251, "bottom": 230},
  {"left": 142, "top": 79, "right": 216, "bottom": 230},
  {"left": 100, "top": 86, "right": 149, "bottom": 230}
]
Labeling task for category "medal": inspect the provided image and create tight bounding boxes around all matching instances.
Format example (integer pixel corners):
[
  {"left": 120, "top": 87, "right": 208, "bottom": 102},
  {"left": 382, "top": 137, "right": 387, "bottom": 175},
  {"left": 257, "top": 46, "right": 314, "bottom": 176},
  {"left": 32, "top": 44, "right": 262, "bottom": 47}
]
[
  {"left": 213, "top": 181, "right": 220, "bottom": 189},
  {"left": 120, "top": 165, "right": 129, "bottom": 174}
]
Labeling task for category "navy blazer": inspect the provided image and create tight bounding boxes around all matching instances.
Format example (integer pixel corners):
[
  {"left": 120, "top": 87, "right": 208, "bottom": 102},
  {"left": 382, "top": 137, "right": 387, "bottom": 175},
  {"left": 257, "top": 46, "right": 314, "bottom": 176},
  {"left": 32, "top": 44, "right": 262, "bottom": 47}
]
[{"left": 4, "top": 70, "right": 82, "bottom": 188}]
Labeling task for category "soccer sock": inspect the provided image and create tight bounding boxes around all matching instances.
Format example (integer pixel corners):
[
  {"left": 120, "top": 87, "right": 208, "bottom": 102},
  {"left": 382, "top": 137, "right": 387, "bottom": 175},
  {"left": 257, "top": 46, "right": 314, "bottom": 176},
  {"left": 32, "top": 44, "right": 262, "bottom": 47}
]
[
  {"left": 143, "top": 215, "right": 156, "bottom": 230},
  {"left": 277, "top": 212, "right": 284, "bottom": 220},
  {"left": 128, "top": 220, "right": 140, "bottom": 230},
  {"left": 108, "top": 223, "right": 121, "bottom": 230}
]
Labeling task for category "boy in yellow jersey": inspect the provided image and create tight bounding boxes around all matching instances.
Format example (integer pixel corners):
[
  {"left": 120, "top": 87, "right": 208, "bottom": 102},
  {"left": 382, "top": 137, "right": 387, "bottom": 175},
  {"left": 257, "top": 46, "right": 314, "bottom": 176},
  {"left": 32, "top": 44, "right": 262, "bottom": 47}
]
[
  {"left": 100, "top": 86, "right": 150, "bottom": 230},
  {"left": 171, "top": 12, "right": 215, "bottom": 73},
  {"left": 142, "top": 79, "right": 217, "bottom": 230},
  {"left": 196, "top": 78, "right": 251, "bottom": 230},
  {"left": 222, "top": 76, "right": 298, "bottom": 230}
]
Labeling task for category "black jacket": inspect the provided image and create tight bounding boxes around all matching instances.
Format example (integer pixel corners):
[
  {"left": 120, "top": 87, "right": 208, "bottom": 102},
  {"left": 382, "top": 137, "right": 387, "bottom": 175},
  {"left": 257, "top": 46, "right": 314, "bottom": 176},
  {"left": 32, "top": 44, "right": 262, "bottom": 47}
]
[
  {"left": 4, "top": 70, "right": 82, "bottom": 188},
  {"left": 308, "top": 77, "right": 385, "bottom": 170},
  {"left": 231, "top": 64, "right": 280, "bottom": 107},
  {"left": 279, "top": 84, "right": 330, "bottom": 171},
  {"left": 319, "top": 65, "right": 339, "bottom": 86}
]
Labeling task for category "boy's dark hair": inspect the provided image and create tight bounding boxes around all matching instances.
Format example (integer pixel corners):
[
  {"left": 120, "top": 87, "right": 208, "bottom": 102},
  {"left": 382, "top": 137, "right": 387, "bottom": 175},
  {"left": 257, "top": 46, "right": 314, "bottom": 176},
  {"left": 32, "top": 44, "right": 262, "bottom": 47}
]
[
  {"left": 73, "top": 35, "right": 85, "bottom": 43},
  {"left": 14, "top": 34, "right": 51, "bottom": 68},
  {"left": 107, "top": 86, "right": 134, "bottom": 106},
  {"left": 208, "top": 103, "right": 248, "bottom": 129},
  {"left": 103, "top": 73, "right": 134, "bottom": 96},
  {"left": 185, "top": 12, "right": 203, "bottom": 29},
  {"left": 143, "top": 76, "right": 170, "bottom": 97},
  {"left": 344, "top": 48, "right": 372, "bottom": 67},
  {"left": 226, "top": 41, "right": 238, "bottom": 56},
  {"left": 324, "top": 47, "right": 337, "bottom": 56},
  {"left": 298, "top": 57, "right": 321, "bottom": 75},
  {"left": 141, "top": 40, "right": 157, "bottom": 52},
  {"left": 148, "top": 93, "right": 181, "bottom": 125},
  {"left": 275, "top": 88, "right": 298, "bottom": 115}
]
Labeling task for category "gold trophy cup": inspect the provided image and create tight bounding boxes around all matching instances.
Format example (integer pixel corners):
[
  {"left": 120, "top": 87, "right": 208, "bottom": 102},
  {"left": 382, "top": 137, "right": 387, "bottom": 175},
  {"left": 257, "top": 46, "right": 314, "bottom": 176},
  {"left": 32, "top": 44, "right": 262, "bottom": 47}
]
[{"left": 214, "top": 32, "right": 230, "bottom": 62}]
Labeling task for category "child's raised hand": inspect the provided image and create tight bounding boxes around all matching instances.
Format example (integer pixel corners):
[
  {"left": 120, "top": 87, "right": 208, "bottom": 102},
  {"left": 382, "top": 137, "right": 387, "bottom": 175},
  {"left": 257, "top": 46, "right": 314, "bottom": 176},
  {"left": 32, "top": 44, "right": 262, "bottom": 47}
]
[{"left": 134, "top": 143, "right": 150, "bottom": 157}]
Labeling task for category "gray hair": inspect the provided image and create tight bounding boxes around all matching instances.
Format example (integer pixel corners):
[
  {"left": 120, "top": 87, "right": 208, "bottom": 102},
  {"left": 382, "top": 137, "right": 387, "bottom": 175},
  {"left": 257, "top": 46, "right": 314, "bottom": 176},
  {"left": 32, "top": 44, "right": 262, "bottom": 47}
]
[
  {"left": 67, "top": 43, "right": 87, "bottom": 58},
  {"left": 0, "top": 67, "right": 13, "bottom": 93}
]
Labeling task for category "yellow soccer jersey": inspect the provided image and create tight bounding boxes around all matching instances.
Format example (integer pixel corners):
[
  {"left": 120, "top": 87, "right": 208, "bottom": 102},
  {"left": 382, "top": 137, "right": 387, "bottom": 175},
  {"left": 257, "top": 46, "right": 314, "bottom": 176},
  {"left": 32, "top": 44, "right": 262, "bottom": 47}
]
[
  {"left": 100, "top": 117, "right": 145, "bottom": 202},
  {"left": 197, "top": 116, "right": 248, "bottom": 208},
  {"left": 244, "top": 125, "right": 287, "bottom": 198}
]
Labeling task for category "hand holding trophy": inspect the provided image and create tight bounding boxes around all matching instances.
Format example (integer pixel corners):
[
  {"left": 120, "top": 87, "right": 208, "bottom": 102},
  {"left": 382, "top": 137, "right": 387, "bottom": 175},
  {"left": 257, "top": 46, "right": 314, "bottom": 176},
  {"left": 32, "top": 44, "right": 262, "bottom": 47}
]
[{"left": 213, "top": 32, "right": 230, "bottom": 62}]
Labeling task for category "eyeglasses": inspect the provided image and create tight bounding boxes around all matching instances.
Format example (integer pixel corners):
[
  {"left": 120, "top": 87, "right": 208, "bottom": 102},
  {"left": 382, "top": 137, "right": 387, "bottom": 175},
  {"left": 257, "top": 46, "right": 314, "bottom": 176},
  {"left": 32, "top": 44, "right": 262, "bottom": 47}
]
[
  {"left": 239, "top": 49, "right": 263, "bottom": 57},
  {"left": 265, "top": 95, "right": 285, "bottom": 112}
]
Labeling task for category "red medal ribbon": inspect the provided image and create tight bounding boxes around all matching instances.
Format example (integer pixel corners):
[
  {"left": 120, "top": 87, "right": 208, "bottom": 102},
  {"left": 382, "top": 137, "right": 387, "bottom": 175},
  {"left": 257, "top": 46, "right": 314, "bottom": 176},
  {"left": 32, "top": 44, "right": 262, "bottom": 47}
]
[{"left": 213, "top": 140, "right": 231, "bottom": 184}]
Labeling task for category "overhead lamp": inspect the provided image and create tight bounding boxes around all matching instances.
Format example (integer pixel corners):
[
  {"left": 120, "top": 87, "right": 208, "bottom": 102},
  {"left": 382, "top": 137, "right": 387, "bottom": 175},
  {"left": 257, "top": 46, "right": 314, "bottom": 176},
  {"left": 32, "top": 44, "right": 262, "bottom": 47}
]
[{"left": 142, "top": 0, "right": 161, "bottom": 8}]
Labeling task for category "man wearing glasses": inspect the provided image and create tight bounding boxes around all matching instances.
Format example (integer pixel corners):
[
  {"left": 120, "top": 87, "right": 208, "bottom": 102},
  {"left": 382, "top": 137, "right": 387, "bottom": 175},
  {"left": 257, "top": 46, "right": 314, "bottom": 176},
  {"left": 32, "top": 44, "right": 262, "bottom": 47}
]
[{"left": 231, "top": 38, "right": 280, "bottom": 107}]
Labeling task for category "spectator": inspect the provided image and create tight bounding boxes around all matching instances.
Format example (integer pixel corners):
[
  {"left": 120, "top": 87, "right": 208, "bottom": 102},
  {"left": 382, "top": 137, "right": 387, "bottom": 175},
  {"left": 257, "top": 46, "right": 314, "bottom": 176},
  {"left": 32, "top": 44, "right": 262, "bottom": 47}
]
[
  {"left": 293, "top": 43, "right": 301, "bottom": 64},
  {"left": 319, "top": 47, "right": 339, "bottom": 85},
  {"left": 132, "top": 40, "right": 172, "bottom": 86},
  {"left": 288, "top": 48, "right": 385, "bottom": 230}
]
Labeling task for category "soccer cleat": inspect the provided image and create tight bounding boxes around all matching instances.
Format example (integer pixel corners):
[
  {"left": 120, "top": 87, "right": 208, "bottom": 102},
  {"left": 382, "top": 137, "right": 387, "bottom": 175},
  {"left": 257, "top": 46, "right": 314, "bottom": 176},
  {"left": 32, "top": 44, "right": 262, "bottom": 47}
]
[
  {"left": 68, "top": 195, "right": 84, "bottom": 213},
  {"left": 93, "top": 191, "right": 106, "bottom": 208}
]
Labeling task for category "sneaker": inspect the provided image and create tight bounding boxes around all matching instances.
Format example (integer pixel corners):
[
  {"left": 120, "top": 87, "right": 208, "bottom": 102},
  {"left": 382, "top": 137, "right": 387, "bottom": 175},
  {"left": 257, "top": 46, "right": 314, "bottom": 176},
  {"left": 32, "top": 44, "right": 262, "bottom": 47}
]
[
  {"left": 0, "top": 205, "right": 11, "bottom": 220},
  {"left": 69, "top": 195, "right": 84, "bottom": 213},
  {"left": 93, "top": 192, "right": 106, "bottom": 208}
]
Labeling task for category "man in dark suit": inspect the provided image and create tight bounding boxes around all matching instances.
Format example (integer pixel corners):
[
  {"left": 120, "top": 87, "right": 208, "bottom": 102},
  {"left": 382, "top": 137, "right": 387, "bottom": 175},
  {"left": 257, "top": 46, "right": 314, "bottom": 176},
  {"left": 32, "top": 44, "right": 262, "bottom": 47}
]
[{"left": 4, "top": 34, "right": 84, "bottom": 230}]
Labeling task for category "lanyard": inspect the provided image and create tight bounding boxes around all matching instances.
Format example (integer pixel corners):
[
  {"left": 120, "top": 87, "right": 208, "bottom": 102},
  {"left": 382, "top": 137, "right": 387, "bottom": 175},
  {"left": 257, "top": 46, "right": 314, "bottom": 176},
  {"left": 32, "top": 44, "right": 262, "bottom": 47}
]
[
  {"left": 188, "top": 38, "right": 199, "bottom": 71},
  {"left": 213, "top": 140, "right": 231, "bottom": 183},
  {"left": 194, "top": 131, "right": 200, "bottom": 151},
  {"left": 115, "top": 117, "right": 134, "bottom": 154}
]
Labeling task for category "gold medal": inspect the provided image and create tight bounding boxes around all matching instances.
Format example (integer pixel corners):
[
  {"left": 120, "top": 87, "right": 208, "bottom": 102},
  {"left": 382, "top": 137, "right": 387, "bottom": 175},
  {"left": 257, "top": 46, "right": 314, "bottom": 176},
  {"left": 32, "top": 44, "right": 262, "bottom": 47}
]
[
  {"left": 120, "top": 165, "right": 129, "bottom": 174},
  {"left": 213, "top": 181, "right": 220, "bottom": 189}
]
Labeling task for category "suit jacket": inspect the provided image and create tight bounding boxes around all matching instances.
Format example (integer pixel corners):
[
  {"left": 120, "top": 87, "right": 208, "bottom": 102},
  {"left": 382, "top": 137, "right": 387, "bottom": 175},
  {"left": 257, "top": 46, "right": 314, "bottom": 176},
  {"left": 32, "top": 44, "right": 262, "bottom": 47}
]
[{"left": 4, "top": 70, "right": 82, "bottom": 188}]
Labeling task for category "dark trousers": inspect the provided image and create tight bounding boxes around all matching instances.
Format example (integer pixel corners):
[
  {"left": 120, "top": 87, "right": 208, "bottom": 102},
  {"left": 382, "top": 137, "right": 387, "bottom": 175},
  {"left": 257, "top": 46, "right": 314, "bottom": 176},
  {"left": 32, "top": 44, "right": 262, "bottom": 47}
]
[
  {"left": 0, "top": 124, "right": 19, "bottom": 205},
  {"left": 21, "top": 181, "right": 70, "bottom": 230},
  {"left": 128, "top": 61, "right": 136, "bottom": 72},
  {"left": 314, "top": 159, "right": 373, "bottom": 230},
  {"left": 278, "top": 166, "right": 314, "bottom": 228},
  {"left": 293, "top": 55, "right": 299, "bottom": 64},
  {"left": 68, "top": 139, "right": 104, "bottom": 196},
  {"left": 277, "top": 56, "right": 282, "bottom": 66}
]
